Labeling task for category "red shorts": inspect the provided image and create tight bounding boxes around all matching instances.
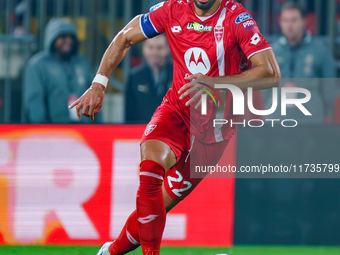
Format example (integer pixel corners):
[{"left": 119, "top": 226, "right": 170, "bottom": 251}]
[{"left": 141, "top": 98, "right": 229, "bottom": 201}]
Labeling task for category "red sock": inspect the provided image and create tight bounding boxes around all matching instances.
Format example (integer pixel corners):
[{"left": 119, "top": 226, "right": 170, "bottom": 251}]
[
  {"left": 137, "top": 160, "right": 166, "bottom": 255},
  {"left": 108, "top": 210, "right": 140, "bottom": 255}
]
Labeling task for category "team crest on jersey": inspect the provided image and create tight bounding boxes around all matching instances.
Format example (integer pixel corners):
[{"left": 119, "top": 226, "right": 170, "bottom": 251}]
[
  {"left": 214, "top": 26, "right": 224, "bottom": 42},
  {"left": 150, "top": 2, "right": 165, "bottom": 12},
  {"left": 184, "top": 48, "right": 211, "bottom": 75},
  {"left": 187, "top": 22, "right": 213, "bottom": 32},
  {"left": 145, "top": 124, "right": 157, "bottom": 136},
  {"left": 235, "top": 12, "right": 253, "bottom": 24}
]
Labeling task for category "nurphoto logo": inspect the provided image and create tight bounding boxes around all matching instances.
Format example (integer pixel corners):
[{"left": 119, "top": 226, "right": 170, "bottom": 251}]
[{"left": 199, "top": 84, "right": 312, "bottom": 128}]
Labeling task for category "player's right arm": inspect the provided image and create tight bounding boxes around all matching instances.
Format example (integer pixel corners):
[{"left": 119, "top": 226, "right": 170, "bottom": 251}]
[{"left": 69, "top": 15, "right": 147, "bottom": 121}]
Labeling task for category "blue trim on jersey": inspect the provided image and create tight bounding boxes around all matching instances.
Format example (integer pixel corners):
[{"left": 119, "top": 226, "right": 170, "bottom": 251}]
[
  {"left": 140, "top": 13, "right": 160, "bottom": 38},
  {"left": 245, "top": 25, "right": 255, "bottom": 30}
]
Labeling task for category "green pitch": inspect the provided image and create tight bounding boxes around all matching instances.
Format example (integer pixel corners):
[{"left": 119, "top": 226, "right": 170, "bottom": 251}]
[{"left": 1, "top": 246, "right": 340, "bottom": 255}]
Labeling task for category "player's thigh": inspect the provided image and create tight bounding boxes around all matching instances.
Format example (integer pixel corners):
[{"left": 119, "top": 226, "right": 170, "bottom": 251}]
[
  {"left": 140, "top": 99, "right": 190, "bottom": 171},
  {"left": 140, "top": 139, "right": 176, "bottom": 171},
  {"left": 164, "top": 137, "right": 230, "bottom": 201}
]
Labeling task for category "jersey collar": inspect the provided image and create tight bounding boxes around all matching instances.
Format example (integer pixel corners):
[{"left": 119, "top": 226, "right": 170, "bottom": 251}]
[{"left": 191, "top": 0, "right": 224, "bottom": 22}]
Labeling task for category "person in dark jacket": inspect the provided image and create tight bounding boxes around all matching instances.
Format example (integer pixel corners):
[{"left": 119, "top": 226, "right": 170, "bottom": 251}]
[
  {"left": 263, "top": 2, "right": 337, "bottom": 124},
  {"left": 23, "top": 18, "right": 100, "bottom": 123},
  {"left": 125, "top": 34, "right": 173, "bottom": 123}
]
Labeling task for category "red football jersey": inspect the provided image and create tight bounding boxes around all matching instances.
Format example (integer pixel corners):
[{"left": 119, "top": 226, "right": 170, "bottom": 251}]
[{"left": 140, "top": 0, "right": 271, "bottom": 143}]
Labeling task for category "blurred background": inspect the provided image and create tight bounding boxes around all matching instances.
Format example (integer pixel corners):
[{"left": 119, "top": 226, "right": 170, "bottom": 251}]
[
  {"left": 0, "top": 0, "right": 340, "bottom": 253},
  {"left": 0, "top": 0, "right": 339, "bottom": 124}
]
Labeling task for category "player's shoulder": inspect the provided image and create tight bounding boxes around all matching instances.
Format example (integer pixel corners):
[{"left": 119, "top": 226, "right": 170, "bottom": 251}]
[
  {"left": 224, "top": 1, "right": 253, "bottom": 21},
  {"left": 150, "top": 0, "right": 189, "bottom": 14},
  {"left": 166, "top": 0, "right": 190, "bottom": 7}
]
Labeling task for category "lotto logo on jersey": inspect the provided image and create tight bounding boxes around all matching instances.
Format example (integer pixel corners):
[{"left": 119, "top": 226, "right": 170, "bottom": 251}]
[
  {"left": 250, "top": 33, "right": 261, "bottom": 45},
  {"left": 187, "top": 22, "right": 213, "bottom": 32},
  {"left": 243, "top": 20, "right": 255, "bottom": 30},
  {"left": 171, "top": 26, "right": 182, "bottom": 33},
  {"left": 235, "top": 12, "right": 252, "bottom": 24},
  {"left": 184, "top": 48, "right": 211, "bottom": 75},
  {"left": 150, "top": 1, "right": 165, "bottom": 12}
]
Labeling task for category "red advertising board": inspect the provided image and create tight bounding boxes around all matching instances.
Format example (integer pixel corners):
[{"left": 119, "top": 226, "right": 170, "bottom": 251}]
[{"left": 0, "top": 125, "right": 235, "bottom": 246}]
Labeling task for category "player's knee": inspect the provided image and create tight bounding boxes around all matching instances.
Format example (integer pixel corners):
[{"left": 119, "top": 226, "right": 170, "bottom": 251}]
[
  {"left": 138, "top": 160, "right": 165, "bottom": 196},
  {"left": 140, "top": 140, "right": 176, "bottom": 170}
]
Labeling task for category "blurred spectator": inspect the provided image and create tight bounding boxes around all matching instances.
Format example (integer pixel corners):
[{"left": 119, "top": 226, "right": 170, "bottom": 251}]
[
  {"left": 265, "top": 2, "right": 337, "bottom": 124},
  {"left": 125, "top": 34, "right": 172, "bottom": 123},
  {"left": 12, "top": 1, "right": 26, "bottom": 37},
  {"left": 23, "top": 18, "right": 100, "bottom": 123}
]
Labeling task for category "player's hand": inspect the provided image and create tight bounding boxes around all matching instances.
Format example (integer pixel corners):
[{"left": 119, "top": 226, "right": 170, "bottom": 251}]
[
  {"left": 178, "top": 73, "right": 211, "bottom": 109},
  {"left": 68, "top": 83, "right": 106, "bottom": 121}
]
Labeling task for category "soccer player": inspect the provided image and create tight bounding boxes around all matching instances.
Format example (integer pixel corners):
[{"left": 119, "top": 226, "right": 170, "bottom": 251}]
[{"left": 69, "top": 0, "right": 281, "bottom": 254}]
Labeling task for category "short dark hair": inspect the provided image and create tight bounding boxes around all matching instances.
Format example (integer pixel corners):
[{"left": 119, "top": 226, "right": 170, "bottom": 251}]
[{"left": 281, "top": 1, "right": 307, "bottom": 18}]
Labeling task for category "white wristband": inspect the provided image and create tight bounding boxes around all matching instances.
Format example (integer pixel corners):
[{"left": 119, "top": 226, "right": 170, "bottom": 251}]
[{"left": 93, "top": 74, "right": 109, "bottom": 88}]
